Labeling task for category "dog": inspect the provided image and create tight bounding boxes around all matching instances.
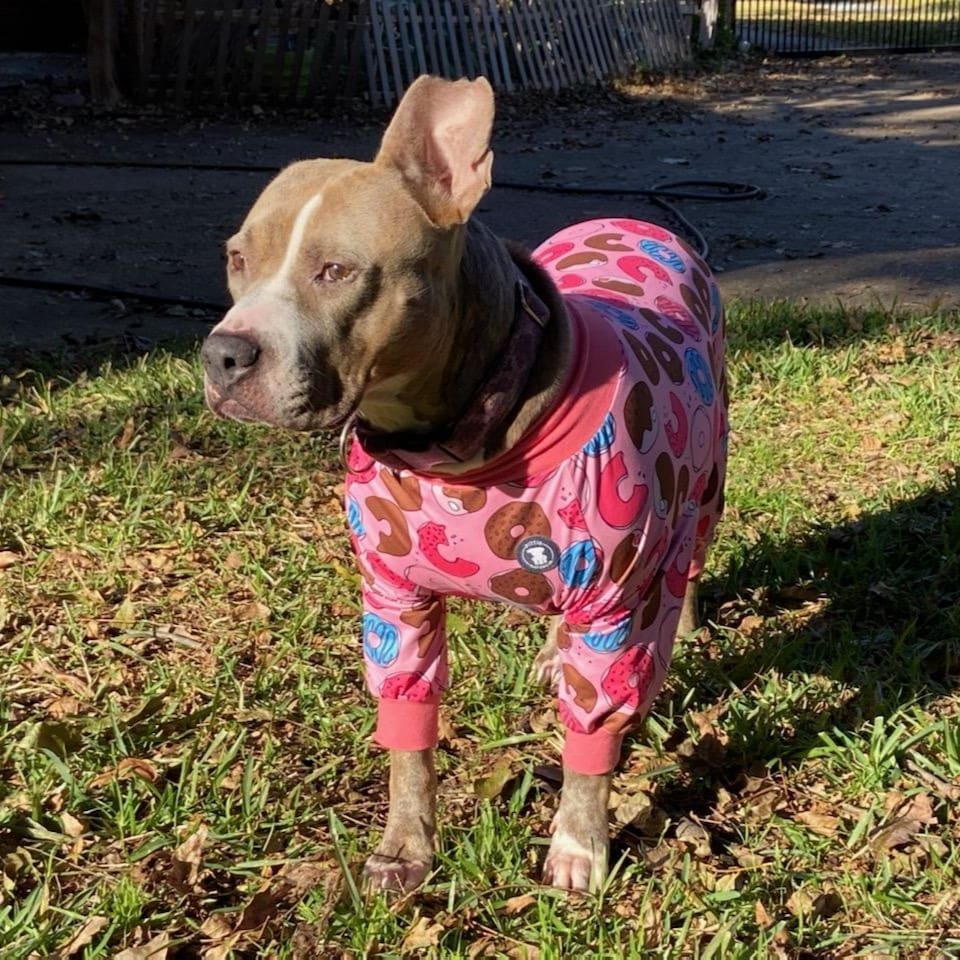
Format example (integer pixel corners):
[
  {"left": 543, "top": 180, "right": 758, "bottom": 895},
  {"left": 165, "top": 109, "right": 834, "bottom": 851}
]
[{"left": 201, "top": 75, "right": 728, "bottom": 894}]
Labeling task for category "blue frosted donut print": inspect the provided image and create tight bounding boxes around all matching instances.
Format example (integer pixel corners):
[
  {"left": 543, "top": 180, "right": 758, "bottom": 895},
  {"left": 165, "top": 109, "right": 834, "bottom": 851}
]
[
  {"left": 639, "top": 239, "right": 686, "bottom": 273},
  {"left": 347, "top": 496, "right": 365, "bottom": 538},
  {"left": 559, "top": 539, "right": 600, "bottom": 588},
  {"left": 583, "top": 413, "right": 616, "bottom": 456},
  {"left": 362, "top": 613, "right": 399, "bottom": 666},
  {"left": 581, "top": 619, "right": 632, "bottom": 653},
  {"left": 685, "top": 348, "right": 714, "bottom": 406},
  {"left": 584, "top": 296, "right": 639, "bottom": 331}
]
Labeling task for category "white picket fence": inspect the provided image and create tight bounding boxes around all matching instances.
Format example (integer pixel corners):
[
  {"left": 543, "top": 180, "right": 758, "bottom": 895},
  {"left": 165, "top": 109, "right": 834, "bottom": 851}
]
[
  {"left": 134, "top": 0, "right": 692, "bottom": 108},
  {"left": 366, "top": 0, "right": 692, "bottom": 105}
]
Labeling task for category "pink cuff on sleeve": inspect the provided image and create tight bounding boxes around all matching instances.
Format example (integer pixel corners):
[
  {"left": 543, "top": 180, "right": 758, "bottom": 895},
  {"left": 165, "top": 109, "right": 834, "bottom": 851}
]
[
  {"left": 374, "top": 697, "right": 440, "bottom": 751},
  {"left": 563, "top": 727, "right": 624, "bottom": 775}
]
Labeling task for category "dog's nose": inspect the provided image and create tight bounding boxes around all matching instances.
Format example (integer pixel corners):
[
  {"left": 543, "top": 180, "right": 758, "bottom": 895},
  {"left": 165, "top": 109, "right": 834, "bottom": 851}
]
[{"left": 201, "top": 333, "right": 261, "bottom": 390}]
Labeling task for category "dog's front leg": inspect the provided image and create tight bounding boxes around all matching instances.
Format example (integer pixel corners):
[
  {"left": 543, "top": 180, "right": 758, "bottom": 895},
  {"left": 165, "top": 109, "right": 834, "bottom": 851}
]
[
  {"left": 543, "top": 768, "right": 610, "bottom": 892},
  {"left": 364, "top": 748, "right": 437, "bottom": 893}
]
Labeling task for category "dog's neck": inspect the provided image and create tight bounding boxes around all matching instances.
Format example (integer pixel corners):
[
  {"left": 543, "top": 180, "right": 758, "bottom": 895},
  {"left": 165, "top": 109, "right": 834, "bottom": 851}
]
[{"left": 355, "top": 220, "right": 571, "bottom": 472}]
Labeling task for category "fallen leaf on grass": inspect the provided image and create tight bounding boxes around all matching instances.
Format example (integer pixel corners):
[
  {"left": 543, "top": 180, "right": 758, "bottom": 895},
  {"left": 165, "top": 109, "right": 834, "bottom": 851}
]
[
  {"left": 113, "top": 931, "right": 170, "bottom": 959},
  {"left": 113, "top": 596, "right": 138, "bottom": 626},
  {"left": 871, "top": 792, "right": 935, "bottom": 853},
  {"left": 171, "top": 824, "right": 208, "bottom": 889},
  {"left": 234, "top": 601, "right": 271, "bottom": 623},
  {"left": 504, "top": 893, "right": 537, "bottom": 915},
  {"left": 402, "top": 915, "right": 444, "bottom": 950},
  {"left": 60, "top": 812, "right": 84, "bottom": 844},
  {"left": 0, "top": 550, "right": 21, "bottom": 569},
  {"left": 58, "top": 915, "right": 108, "bottom": 957},
  {"left": 90, "top": 757, "right": 159, "bottom": 789},
  {"left": 786, "top": 887, "right": 843, "bottom": 920},
  {"left": 474, "top": 759, "right": 515, "bottom": 801},
  {"left": 674, "top": 817, "right": 712, "bottom": 857},
  {"left": 796, "top": 809, "right": 841, "bottom": 837}
]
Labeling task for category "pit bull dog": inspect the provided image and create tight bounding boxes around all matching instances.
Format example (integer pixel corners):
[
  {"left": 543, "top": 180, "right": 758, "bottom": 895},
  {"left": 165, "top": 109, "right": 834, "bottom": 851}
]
[{"left": 201, "top": 75, "right": 728, "bottom": 894}]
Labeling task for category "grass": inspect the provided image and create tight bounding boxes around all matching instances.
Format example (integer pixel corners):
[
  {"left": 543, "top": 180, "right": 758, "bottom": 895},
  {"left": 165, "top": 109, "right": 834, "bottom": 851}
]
[{"left": 1, "top": 301, "right": 959, "bottom": 958}]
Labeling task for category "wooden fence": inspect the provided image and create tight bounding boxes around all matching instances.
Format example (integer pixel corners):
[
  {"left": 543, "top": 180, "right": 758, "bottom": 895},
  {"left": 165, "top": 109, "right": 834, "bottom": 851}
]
[{"left": 128, "top": 0, "right": 691, "bottom": 108}]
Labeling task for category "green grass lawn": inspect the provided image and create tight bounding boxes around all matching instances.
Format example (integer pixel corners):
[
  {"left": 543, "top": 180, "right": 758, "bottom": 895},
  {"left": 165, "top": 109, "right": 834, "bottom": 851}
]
[{"left": 1, "top": 302, "right": 959, "bottom": 958}]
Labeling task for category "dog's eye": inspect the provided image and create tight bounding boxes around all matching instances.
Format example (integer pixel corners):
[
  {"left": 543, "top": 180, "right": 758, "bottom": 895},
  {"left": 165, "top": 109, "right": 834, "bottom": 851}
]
[
  {"left": 315, "top": 262, "right": 353, "bottom": 284},
  {"left": 228, "top": 250, "right": 246, "bottom": 274}
]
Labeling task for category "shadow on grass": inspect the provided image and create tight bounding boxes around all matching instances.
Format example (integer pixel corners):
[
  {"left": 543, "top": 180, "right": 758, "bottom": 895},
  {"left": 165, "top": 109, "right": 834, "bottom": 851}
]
[{"left": 626, "top": 471, "right": 960, "bottom": 836}]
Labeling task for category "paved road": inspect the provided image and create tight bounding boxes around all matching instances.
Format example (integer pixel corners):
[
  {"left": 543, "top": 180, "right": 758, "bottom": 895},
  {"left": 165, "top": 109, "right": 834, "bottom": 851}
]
[{"left": 1, "top": 52, "right": 957, "bottom": 350}]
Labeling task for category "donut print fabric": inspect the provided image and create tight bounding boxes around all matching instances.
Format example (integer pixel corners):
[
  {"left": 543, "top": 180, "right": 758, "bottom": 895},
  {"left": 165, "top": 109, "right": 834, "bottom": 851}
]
[{"left": 346, "top": 219, "right": 728, "bottom": 776}]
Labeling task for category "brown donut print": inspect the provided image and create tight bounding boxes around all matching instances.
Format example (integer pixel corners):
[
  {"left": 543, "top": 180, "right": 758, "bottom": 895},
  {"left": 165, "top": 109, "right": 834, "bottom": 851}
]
[
  {"left": 673, "top": 464, "right": 690, "bottom": 525},
  {"left": 379, "top": 469, "right": 423, "bottom": 511},
  {"left": 556, "top": 251, "right": 608, "bottom": 271},
  {"left": 366, "top": 496, "right": 411, "bottom": 557},
  {"left": 592, "top": 277, "right": 645, "bottom": 298},
  {"left": 562, "top": 663, "right": 598, "bottom": 711},
  {"left": 639, "top": 306, "right": 684, "bottom": 345},
  {"left": 484, "top": 501, "right": 551, "bottom": 560},
  {"left": 440, "top": 485, "right": 487, "bottom": 514},
  {"left": 623, "top": 380, "right": 659, "bottom": 453},
  {"left": 583, "top": 233, "right": 632, "bottom": 252},
  {"left": 640, "top": 573, "right": 663, "bottom": 630},
  {"left": 623, "top": 330, "right": 661, "bottom": 385},
  {"left": 489, "top": 569, "right": 553, "bottom": 605},
  {"left": 654, "top": 452, "right": 674, "bottom": 520},
  {"left": 645, "top": 332, "right": 684, "bottom": 384},
  {"left": 680, "top": 281, "right": 711, "bottom": 333},
  {"left": 611, "top": 532, "right": 639, "bottom": 584},
  {"left": 401, "top": 599, "right": 444, "bottom": 658}
]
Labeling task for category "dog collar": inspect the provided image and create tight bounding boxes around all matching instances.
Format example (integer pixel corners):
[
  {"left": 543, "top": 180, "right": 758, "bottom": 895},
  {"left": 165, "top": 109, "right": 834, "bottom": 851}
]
[{"left": 347, "top": 274, "right": 550, "bottom": 474}]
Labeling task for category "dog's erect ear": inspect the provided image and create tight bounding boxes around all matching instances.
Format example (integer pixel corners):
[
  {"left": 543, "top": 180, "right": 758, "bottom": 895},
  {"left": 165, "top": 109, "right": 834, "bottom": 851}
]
[{"left": 376, "top": 75, "right": 494, "bottom": 228}]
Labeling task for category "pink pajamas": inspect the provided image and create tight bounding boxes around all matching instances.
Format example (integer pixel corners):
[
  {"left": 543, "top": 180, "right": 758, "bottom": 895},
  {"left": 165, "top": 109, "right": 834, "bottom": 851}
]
[{"left": 345, "top": 219, "right": 727, "bottom": 775}]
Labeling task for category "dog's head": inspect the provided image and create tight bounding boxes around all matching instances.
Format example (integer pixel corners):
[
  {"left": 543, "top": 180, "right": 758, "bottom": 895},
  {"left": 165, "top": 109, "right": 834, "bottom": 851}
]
[{"left": 202, "top": 76, "right": 495, "bottom": 432}]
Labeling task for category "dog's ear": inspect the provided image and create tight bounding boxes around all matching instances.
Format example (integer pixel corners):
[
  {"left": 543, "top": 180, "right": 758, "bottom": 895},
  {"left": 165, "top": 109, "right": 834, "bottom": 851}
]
[{"left": 376, "top": 75, "right": 494, "bottom": 228}]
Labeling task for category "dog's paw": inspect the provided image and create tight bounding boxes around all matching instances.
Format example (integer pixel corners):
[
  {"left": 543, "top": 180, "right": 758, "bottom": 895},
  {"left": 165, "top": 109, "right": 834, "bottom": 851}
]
[
  {"left": 542, "top": 830, "right": 608, "bottom": 893},
  {"left": 363, "top": 854, "right": 431, "bottom": 894}
]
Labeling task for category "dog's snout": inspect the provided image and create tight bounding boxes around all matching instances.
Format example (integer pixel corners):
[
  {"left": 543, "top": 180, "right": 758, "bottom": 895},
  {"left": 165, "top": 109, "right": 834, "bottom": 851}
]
[{"left": 201, "top": 333, "right": 261, "bottom": 390}]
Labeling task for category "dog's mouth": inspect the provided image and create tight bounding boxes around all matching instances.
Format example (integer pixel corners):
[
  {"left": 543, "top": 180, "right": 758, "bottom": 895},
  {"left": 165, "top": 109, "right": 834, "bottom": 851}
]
[{"left": 204, "top": 379, "right": 359, "bottom": 433}]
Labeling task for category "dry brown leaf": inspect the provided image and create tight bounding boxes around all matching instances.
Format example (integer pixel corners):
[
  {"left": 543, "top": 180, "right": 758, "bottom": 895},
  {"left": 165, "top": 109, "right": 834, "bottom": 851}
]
[
  {"left": 60, "top": 812, "right": 84, "bottom": 839},
  {"left": 871, "top": 792, "right": 936, "bottom": 853},
  {"left": 90, "top": 757, "right": 159, "bottom": 789},
  {"left": 504, "top": 893, "right": 537, "bottom": 915},
  {"left": 171, "top": 824, "right": 208, "bottom": 889},
  {"left": 224, "top": 551, "right": 244, "bottom": 570},
  {"left": 201, "top": 934, "right": 240, "bottom": 960},
  {"left": 116, "top": 416, "right": 136, "bottom": 449},
  {"left": 58, "top": 915, "right": 108, "bottom": 957},
  {"left": 113, "top": 932, "right": 170, "bottom": 960},
  {"left": 614, "top": 790, "right": 652, "bottom": 826},
  {"left": 234, "top": 601, "right": 271, "bottom": 623},
  {"left": 796, "top": 810, "right": 841, "bottom": 837},
  {"left": 737, "top": 614, "right": 765, "bottom": 636},
  {"left": 402, "top": 915, "right": 443, "bottom": 950},
  {"left": 506, "top": 947, "right": 541, "bottom": 960},
  {"left": 473, "top": 759, "right": 514, "bottom": 801},
  {"left": 199, "top": 915, "right": 234, "bottom": 940},
  {"left": 754, "top": 900, "right": 775, "bottom": 928},
  {"left": 674, "top": 817, "right": 712, "bottom": 857},
  {"left": 0, "top": 550, "right": 21, "bottom": 570}
]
